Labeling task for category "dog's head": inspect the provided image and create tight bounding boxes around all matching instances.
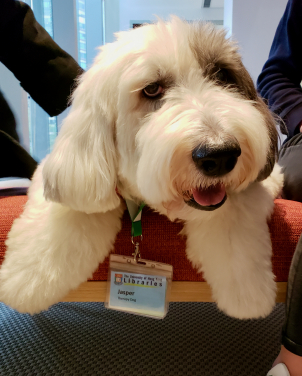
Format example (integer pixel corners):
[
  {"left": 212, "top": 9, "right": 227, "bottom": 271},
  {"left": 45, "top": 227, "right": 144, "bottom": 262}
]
[{"left": 43, "top": 17, "right": 278, "bottom": 218}]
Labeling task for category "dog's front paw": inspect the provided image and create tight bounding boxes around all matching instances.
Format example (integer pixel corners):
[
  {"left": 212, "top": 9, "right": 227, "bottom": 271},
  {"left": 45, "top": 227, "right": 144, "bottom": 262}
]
[
  {"left": 0, "top": 267, "right": 59, "bottom": 314},
  {"left": 212, "top": 273, "right": 276, "bottom": 319},
  {"left": 0, "top": 200, "right": 123, "bottom": 314}
]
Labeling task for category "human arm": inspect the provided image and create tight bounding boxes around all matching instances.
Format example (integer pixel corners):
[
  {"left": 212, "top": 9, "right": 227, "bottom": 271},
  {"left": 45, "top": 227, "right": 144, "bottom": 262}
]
[
  {"left": 257, "top": 0, "right": 302, "bottom": 138},
  {"left": 0, "top": 0, "right": 84, "bottom": 117}
]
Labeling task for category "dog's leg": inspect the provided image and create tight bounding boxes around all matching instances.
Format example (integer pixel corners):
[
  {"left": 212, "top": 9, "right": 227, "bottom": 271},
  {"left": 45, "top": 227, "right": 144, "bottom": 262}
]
[
  {"left": 0, "top": 167, "right": 124, "bottom": 314},
  {"left": 184, "top": 181, "right": 279, "bottom": 319}
]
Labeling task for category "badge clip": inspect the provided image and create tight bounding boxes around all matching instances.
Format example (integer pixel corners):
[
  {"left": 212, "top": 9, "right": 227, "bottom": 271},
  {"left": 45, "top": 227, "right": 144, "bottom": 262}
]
[{"left": 131, "top": 235, "right": 143, "bottom": 262}]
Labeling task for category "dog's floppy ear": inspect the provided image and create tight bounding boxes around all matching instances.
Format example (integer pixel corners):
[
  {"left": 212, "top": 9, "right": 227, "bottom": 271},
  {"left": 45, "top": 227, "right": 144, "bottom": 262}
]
[
  {"left": 233, "top": 64, "right": 279, "bottom": 182},
  {"left": 42, "top": 59, "right": 120, "bottom": 214},
  {"left": 255, "top": 98, "right": 279, "bottom": 182}
]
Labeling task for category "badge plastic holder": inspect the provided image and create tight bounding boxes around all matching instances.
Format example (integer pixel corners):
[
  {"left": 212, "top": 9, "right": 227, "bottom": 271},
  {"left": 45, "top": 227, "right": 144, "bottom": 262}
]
[{"left": 105, "top": 254, "right": 173, "bottom": 319}]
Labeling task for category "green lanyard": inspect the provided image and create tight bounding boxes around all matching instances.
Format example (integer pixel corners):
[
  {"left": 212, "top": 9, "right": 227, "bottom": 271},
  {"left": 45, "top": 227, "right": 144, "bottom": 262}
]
[
  {"left": 125, "top": 199, "right": 145, "bottom": 237},
  {"left": 125, "top": 199, "right": 145, "bottom": 261}
]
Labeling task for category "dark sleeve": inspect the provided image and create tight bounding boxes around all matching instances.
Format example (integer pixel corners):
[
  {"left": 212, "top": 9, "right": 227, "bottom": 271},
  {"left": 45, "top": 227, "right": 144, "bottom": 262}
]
[
  {"left": 257, "top": 0, "right": 302, "bottom": 138},
  {"left": 0, "top": 0, "right": 84, "bottom": 117},
  {"left": 0, "top": 90, "right": 19, "bottom": 142}
]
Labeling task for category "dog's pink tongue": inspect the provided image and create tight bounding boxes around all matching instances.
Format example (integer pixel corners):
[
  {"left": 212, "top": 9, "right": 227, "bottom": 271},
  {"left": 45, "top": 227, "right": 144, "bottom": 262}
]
[{"left": 192, "top": 184, "right": 226, "bottom": 206}]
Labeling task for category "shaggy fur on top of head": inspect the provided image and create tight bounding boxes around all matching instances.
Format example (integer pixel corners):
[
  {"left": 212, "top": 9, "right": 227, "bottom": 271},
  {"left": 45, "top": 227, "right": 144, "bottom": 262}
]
[{"left": 0, "top": 17, "right": 283, "bottom": 318}]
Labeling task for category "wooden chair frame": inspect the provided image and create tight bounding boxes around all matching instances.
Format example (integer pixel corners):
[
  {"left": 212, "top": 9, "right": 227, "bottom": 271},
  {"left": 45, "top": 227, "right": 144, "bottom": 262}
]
[{"left": 63, "top": 281, "right": 287, "bottom": 303}]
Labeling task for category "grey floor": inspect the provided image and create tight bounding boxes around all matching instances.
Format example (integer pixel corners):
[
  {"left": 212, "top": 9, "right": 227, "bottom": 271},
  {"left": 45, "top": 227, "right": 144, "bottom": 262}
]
[{"left": 0, "top": 302, "right": 284, "bottom": 376}]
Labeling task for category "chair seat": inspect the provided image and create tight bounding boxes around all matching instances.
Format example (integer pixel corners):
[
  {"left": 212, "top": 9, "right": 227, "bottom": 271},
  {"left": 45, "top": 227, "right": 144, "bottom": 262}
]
[{"left": 0, "top": 196, "right": 301, "bottom": 282}]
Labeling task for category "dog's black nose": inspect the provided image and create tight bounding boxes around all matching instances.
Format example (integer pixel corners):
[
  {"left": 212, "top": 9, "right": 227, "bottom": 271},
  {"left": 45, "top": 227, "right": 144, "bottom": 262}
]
[{"left": 192, "top": 142, "right": 241, "bottom": 177}]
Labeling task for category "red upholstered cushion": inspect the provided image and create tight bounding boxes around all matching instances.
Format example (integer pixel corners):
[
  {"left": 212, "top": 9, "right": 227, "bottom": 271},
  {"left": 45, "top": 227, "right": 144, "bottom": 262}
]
[
  {"left": 91, "top": 208, "right": 193, "bottom": 281},
  {"left": 269, "top": 199, "right": 302, "bottom": 281},
  {"left": 0, "top": 196, "right": 301, "bottom": 282},
  {"left": 0, "top": 196, "right": 28, "bottom": 266}
]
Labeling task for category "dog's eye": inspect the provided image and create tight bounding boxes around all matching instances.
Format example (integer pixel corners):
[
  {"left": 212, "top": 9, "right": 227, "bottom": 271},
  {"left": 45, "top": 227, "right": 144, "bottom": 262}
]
[{"left": 143, "top": 83, "right": 163, "bottom": 97}]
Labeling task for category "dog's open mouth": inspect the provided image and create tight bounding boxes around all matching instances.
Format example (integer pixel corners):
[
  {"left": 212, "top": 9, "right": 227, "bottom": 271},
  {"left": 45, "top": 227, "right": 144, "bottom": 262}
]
[{"left": 185, "top": 183, "right": 227, "bottom": 211}]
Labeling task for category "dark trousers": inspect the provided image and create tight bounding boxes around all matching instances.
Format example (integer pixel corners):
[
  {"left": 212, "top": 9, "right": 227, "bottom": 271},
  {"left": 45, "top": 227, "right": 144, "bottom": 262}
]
[{"left": 279, "top": 133, "right": 302, "bottom": 356}]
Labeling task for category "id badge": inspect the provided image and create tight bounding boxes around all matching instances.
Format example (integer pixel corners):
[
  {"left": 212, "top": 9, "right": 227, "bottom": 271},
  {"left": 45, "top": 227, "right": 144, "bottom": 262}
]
[{"left": 105, "top": 254, "right": 173, "bottom": 319}]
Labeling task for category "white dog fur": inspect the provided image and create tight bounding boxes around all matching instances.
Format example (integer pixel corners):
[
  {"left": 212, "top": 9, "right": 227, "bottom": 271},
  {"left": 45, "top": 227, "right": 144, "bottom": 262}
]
[{"left": 0, "top": 17, "right": 283, "bottom": 318}]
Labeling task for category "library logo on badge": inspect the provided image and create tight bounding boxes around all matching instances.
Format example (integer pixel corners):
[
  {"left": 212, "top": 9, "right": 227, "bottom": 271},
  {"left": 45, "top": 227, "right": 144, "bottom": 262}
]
[{"left": 114, "top": 273, "right": 123, "bottom": 285}]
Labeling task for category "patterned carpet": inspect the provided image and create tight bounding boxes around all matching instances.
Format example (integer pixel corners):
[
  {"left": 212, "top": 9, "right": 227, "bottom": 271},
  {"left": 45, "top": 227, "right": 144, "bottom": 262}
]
[{"left": 0, "top": 302, "right": 285, "bottom": 376}]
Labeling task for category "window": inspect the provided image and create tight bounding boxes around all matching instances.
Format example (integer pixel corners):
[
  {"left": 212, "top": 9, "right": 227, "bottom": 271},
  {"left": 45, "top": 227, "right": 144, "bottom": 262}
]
[
  {"left": 77, "top": 0, "right": 87, "bottom": 70},
  {"left": 24, "top": 0, "right": 58, "bottom": 161}
]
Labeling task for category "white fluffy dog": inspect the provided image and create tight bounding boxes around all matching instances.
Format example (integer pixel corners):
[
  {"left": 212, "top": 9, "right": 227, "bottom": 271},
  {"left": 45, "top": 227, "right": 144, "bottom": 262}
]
[{"left": 0, "top": 17, "right": 283, "bottom": 318}]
